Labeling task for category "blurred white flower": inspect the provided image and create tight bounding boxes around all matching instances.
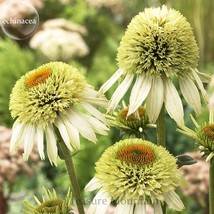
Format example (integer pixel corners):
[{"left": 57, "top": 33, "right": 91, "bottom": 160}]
[{"left": 30, "top": 18, "right": 89, "bottom": 61}]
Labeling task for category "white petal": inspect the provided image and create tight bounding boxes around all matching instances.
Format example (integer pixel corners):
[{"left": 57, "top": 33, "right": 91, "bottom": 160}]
[
  {"left": 134, "top": 200, "right": 146, "bottom": 214},
  {"left": 195, "top": 69, "right": 211, "bottom": 83},
  {"left": 128, "top": 74, "right": 152, "bottom": 115},
  {"left": 164, "top": 191, "right": 184, "bottom": 211},
  {"left": 81, "top": 114, "right": 109, "bottom": 135},
  {"left": 36, "top": 127, "right": 45, "bottom": 160},
  {"left": 108, "top": 74, "right": 134, "bottom": 113},
  {"left": 87, "top": 189, "right": 111, "bottom": 214},
  {"left": 115, "top": 201, "right": 134, "bottom": 214},
  {"left": 10, "top": 121, "right": 24, "bottom": 152},
  {"left": 60, "top": 114, "right": 80, "bottom": 149},
  {"left": 146, "top": 76, "right": 164, "bottom": 123},
  {"left": 82, "top": 97, "right": 108, "bottom": 107},
  {"left": 85, "top": 177, "right": 101, "bottom": 192},
  {"left": 81, "top": 102, "right": 108, "bottom": 124},
  {"left": 192, "top": 68, "right": 208, "bottom": 102},
  {"left": 23, "top": 124, "right": 36, "bottom": 161},
  {"left": 99, "top": 68, "right": 124, "bottom": 94},
  {"left": 164, "top": 79, "right": 184, "bottom": 125},
  {"left": 55, "top": 116, "right": 73, "bottom": 151},
  {"left": 179, "top": 77, "right": 201, "bottom": 115},
  {"left": 67, "top": 108, "right": 97, "bottom": 143},
  {"left": 153, "top": 202, "right": 163, "bottom": 214},
  {"left": 45, "top": 124, "right": 58, "bottom": 166}
]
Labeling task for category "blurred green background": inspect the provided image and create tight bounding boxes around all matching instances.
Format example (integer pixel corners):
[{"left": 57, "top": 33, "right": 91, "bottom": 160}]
[{"left": 0, "top": 0, "right": 213, "bottom": 213}]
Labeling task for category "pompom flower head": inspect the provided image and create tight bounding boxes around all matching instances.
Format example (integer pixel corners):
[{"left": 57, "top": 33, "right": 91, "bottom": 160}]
[
  {"left": 9, "top": 62, "right": 108, "bottom": 165},
  {"left": 100, "top": 6, "right": 209, "bottom": 125},
  {"left": 23, "top": 187, "right": 72, "bottom": 214},
  {"left": 85, "top": 139, "right": 185, "bottom": 213}
]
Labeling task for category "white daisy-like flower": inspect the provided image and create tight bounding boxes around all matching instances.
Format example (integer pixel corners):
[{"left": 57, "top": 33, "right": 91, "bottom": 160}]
[
  {"left": 85, "top": 139, "right": 185, "bottom": 214},
  {"left": 99, "top": 6, "right": 210, "bottom": 126},
  {"left": 9, "top": 62, "right": 109, "bottom": 166}
]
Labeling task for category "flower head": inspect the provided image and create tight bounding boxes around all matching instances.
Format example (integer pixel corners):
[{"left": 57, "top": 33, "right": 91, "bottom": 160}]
[
  {"left": 9, "top": 62, "right": 108, "bottom": 165},
  {"left": 178, "top": 114, "right": 214, "bottom": 161},
  {"left": 100, "top": 6, "right": 210, "bottom": 125},
  {"left": 85, "top": 139, "right": 185, "bottom": 213},
  {"left": 23, "top": 187, "right": 72, "bottom": 214},
  {"left": 108, "top": 105, "right": 154, "bottom": 138}
]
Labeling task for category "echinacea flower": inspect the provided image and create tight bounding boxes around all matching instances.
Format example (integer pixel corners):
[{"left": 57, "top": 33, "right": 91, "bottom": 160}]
[
  {"left": 178, "top": 113, "right": 214, "bottom": 161},
  {"left": 23, "top": 187, "right": 72, "bottom": 214},
  {"left": 106, "top": 103, "right": 155, "bottom": 138},
  {"left": 9, "top": 62, "right": 108, "bottom": 165},
  {"left": 85, "top": 139, "right": 185, "bottom": 214},
  {"left": 99, "top": 6, "right": 210, "bottom": 125}
]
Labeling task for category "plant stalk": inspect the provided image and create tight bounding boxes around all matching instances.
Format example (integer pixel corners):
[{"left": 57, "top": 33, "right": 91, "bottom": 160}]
[
  {"left": 209, "top": 158, "right": 214, "bottom": 214},
  {"left": 58, "top": 140, "right": 85, "bottom": 214},
  {"left": 156, "top": 105, "right": 166, "bottom": 214},
  {"left": 157, "top": 105, "right": 166, "bottom": 147}
]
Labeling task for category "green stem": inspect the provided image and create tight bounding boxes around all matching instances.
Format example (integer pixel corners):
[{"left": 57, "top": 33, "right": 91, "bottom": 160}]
[
  {"left": 156, "top": 105, "right": 166, "bottom": 214},
  {"left": 58, "top": 140, "right": 85, "bottom": 214},
  {"left": 157, "top": 105, "right": 166, "bottom": 147},
  {"left": 209, "top": 158, "right": 214, "bottom": 214}
]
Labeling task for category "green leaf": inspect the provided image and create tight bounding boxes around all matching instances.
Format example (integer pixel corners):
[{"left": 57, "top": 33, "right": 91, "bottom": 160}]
[{"left": 176, "top": 154, "right": 197, "bottom": 168}]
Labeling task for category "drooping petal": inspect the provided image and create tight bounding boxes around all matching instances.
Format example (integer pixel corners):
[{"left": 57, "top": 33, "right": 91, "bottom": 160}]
[
  {"left": 87, "top": 189, "right": 111, "bottom": 214},
  {"left": 146, "top": 76, "right": 164, "bottom": 123},
  {"left": 99, "top": 68, "right": 124, "bottom": 94},
  {"left": 134, "top": 200, "right": 146, "bottom": 214},
  {"left": 82, "top": 114, "right": 109, "bottom": 135},
  {"left": 164, "top": 79, "right": 184, "bottom": 125},
  {"left": 10, "top": 121, "right": 24, "bottom": 152},
  {"left": 60, "top": 114, "right": 80, "bottom": 150},
  {"left": 36, "top": 127, "right": 45, "bottom": 160},
  {"left": 195, "top": 68, "right": 211, "bottom": 83},
  {"left": 81, "top": 102, "right": 108, "bottom": 124},
  {"left": 192, "top": 68, "right": 208, "bottom": 102},
  {"left": 55, "top": 116, "right": 73, "bottom": 151},
  {"left": 115, "top": 201, "right": 134, "bottom": 214},
  {"left": 45, "top": 124, "right": 58, "bottom": 166},
  {"left": 67, "top": 108, "right": 97, "bottom": 143},
  {"left": 128, "top": 74, "right": 152, "bottom": 116},
  {"left": 153, "top": 201, "right": 163, "bottom": 214},
  {"left": 164, "top": 191, "right": 184, "bottom": 211},
  {"left": 179, "top": 76, "right": 201, "bottom": 115},
  {"left": 23, "top": 124, "right": 36, "bottom": 161},
  {"left": 85, "top": 177, "right": 101, "bottom": 192},
  {"left": 80, "top": 87, "right": 108, "bottom": 107},
  {"left": 108, "top": 74, "right": 134, "bottom": 113}
]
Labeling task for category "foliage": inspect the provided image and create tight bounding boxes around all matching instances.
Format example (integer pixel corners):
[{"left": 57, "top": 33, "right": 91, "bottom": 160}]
[{"left": 0, "top": 39, "right": 37, "bottom": 127}]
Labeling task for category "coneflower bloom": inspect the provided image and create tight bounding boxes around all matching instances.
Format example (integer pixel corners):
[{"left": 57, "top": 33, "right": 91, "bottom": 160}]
[
  {"left": 178, "top": 113, "right": 214, "bottom": 162},
  {"left": 9, "top": 62, "right": 108, "bottom": 165},
  {"left": 23, "top": 187, "right": 72, "bottom": 214},
  {"left": 85, "top": 139, "right": 185, "bottom": 214},
  {"left": 99, "top": 6, "right": 210, "bottom": 125}
]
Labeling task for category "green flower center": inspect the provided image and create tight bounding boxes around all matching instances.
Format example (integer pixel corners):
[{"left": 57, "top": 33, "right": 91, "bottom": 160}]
[
  {"left": 26, "top": 69, "right": 52, "bottom": 88},
  {"left": 120, "top": 107, "right": 146, "bottom": 121},
  {"left": 117, "top": 107, "right": 149, "bottom": 135},
  {"left": 117, "top": 144, "right": 155, "bottom": 165},
  {"left": 202, "top": 124, "right": 214, "bottom": 142},
  {"left": 117, "top": 6, "right": 199, "bottom": 76},
  {"left": 10, "top": 62, "right": 87, "bottom": 126},
  {"left": 36, "top": 199, "right": 63, "bottom": 213}
]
